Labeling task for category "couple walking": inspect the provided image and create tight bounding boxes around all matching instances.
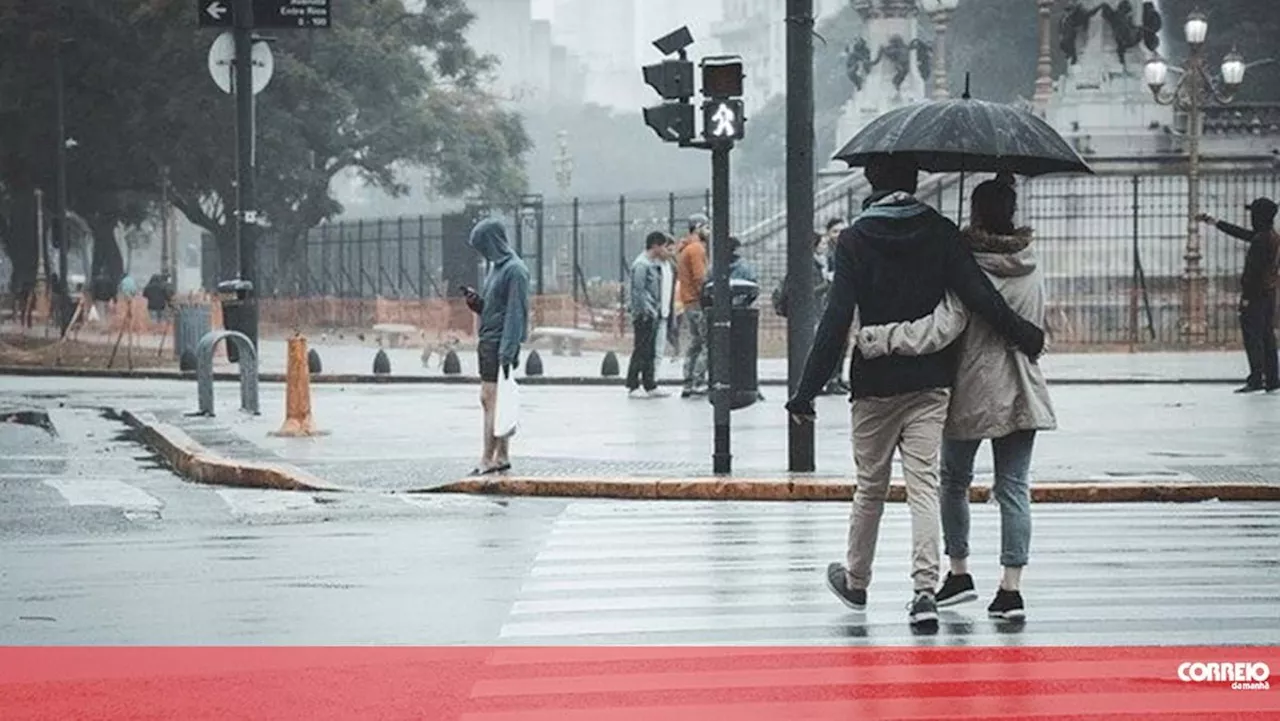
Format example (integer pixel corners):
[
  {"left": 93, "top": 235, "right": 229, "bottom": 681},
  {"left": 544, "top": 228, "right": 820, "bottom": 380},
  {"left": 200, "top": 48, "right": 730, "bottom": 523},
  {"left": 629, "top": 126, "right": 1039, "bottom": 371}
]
[{"left": 786, "top": 156, "right": 1055, "bottom": 629}]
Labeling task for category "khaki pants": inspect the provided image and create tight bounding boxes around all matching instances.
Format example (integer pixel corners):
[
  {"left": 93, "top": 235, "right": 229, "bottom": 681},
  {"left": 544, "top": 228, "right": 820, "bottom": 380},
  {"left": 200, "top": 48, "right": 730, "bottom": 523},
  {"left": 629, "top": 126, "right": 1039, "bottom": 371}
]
[{"left": 846, "top": 389, "right": 950, "bottom": 593}]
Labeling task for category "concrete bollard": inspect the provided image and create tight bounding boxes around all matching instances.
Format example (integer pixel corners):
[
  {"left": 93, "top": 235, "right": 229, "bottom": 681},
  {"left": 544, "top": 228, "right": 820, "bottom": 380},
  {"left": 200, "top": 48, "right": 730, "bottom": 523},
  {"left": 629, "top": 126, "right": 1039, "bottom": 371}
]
[
  {"left": 601, "top": 351, "right": 620, "bottom": 378},
  {"left": 308, "top": 348, "right": 322, "bottom": 374},
  {"left": 373, "top": 349, "right": 391, "bottom": 375},
  {"left": 524, "top": 349, "right": 544, "bottom": 377},
  {"left": 272, "top": 335, "right": 324, "bottom": 437},
  {"left": 442, "top": 350, "right": 461, "bottom": 375}
]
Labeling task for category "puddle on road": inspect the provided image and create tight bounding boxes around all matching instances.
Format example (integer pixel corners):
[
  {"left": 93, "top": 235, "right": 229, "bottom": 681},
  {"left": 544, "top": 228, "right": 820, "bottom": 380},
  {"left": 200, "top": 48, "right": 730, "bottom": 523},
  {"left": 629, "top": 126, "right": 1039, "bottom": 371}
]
[{"left": 0, "top": 410, "right": 56, "bottom": 436}]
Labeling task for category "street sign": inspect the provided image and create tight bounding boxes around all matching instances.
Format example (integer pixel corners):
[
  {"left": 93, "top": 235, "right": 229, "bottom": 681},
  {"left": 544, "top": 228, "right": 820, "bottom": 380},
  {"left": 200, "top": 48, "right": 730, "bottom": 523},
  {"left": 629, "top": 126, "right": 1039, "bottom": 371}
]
[
  {"left": 703, "top": 100, "right": 745, "bottom": 142},
  {"left": 207, "top": 32, "right": 274, "bottom": 95},
  {"left": 198, "top": 0, "right": 331, "bottom": 29}
]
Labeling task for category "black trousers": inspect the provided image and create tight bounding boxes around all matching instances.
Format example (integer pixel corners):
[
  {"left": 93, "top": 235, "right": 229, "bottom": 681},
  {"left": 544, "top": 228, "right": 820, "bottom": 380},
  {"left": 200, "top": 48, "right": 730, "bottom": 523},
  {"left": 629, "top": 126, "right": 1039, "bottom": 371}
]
[
  {"left": 1240, "top": 294, "right": 1278, "bottom": 387},
  {"left": 627, "top": 316, "right": 658, "bottom": 391}
]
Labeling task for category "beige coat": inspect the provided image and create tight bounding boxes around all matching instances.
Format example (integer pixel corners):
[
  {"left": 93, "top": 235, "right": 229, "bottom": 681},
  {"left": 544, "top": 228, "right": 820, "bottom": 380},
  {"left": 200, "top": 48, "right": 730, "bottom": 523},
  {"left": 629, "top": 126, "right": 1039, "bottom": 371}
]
[{"left": 857, "top": 230, "right": 1056, "bottom": 441}]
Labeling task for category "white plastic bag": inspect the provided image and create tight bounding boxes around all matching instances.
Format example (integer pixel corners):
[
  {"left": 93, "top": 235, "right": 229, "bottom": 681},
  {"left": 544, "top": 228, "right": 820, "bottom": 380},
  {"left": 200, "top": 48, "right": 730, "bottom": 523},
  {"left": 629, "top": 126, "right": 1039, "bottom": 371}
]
[{"left": 494, "top": 367, "right": 520, "bottom": 438}]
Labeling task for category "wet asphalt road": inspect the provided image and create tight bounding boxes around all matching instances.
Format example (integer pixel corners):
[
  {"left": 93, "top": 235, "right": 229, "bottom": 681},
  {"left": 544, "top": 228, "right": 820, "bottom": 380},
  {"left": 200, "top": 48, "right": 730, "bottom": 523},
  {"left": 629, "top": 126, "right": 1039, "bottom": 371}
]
[{"left": 2, "top": 407, "right": 1279, "bottom": 646}]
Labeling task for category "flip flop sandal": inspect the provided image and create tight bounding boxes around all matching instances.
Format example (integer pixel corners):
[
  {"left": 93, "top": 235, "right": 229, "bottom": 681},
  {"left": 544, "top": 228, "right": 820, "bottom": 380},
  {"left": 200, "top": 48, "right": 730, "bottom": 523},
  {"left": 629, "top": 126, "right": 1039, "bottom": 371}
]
[{"left": 483, "top": 464, "right": 512, "bottom": 475}]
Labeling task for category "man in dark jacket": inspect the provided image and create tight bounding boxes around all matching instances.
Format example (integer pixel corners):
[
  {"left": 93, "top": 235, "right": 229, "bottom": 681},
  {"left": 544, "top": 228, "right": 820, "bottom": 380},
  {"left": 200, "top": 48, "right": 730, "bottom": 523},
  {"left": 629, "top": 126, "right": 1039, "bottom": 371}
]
[
  {"left": 785, "top": 155, "right": 1045, "bottom": 629},
  {"left": 462, "top": 218, "right": 531, "bottom": 475},
  {"left": 1198, "top": 198, "right": 1280, "bottom": 393}
]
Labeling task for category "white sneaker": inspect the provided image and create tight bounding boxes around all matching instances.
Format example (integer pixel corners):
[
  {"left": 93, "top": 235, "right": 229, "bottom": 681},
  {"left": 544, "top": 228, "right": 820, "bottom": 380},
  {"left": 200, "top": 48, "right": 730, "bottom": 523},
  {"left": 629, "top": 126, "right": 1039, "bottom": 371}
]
[
  {"left": 627, "top": 389, "right": 644, "bottom": 399},
  {"left": 646, "top": 388, "right": 671, "bottom": 398}
]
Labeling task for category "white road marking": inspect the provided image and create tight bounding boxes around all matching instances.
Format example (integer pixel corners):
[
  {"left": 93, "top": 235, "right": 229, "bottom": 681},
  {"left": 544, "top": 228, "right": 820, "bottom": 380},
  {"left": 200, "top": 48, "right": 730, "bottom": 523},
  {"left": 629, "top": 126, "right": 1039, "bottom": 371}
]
[{"left": 43, "top": 479, "right": 163, "bottom": 518}]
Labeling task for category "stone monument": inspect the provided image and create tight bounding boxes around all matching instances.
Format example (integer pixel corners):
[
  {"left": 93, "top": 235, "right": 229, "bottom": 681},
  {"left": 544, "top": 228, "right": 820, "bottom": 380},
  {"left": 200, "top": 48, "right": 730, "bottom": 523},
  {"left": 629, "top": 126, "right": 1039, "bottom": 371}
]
[
  {"left": 833, "top": 0, "right": 933, "bottom": 159},
  {"left": 1044, "top": 0, "right": 1175, "bottom": 155}
]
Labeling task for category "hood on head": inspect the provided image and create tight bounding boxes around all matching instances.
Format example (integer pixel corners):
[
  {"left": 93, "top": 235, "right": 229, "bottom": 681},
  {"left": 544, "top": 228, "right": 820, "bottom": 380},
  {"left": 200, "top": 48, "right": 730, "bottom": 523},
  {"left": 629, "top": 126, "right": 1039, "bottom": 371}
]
[{"left": 468, "top": 217, "right": 513, "bottom": 263}]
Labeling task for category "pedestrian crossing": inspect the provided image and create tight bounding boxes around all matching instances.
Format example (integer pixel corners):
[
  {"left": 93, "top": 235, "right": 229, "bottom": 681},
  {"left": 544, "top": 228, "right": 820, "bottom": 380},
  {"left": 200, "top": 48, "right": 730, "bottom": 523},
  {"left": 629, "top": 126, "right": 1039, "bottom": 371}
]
[{"left": 498, "top": 500, "right": 1280, "bottom": 646}]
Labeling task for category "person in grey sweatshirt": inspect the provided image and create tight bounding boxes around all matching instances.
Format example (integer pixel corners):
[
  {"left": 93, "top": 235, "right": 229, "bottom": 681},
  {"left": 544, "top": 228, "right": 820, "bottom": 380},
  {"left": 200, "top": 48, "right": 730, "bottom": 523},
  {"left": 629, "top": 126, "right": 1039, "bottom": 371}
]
[
  {"left": 627, "top": 231, "right": 672, "bottom": 398},
  {"left": 461, "top": 217, "right": 531, "bottom": 475}
]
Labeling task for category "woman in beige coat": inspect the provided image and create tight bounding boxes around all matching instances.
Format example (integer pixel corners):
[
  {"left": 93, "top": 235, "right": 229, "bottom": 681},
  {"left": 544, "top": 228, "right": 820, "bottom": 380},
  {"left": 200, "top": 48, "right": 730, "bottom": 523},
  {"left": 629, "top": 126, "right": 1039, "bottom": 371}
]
[{"left": 856, "top": 177, "right": 1055, "bottom": 621}]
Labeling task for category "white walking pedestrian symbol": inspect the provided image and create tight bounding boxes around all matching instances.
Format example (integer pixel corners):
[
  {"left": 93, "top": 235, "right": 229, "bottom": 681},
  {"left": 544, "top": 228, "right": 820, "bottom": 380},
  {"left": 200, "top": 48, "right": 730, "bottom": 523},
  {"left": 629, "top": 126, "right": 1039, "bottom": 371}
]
[{"left": 711, "top": 103, "right": 736, "bottom": 138}]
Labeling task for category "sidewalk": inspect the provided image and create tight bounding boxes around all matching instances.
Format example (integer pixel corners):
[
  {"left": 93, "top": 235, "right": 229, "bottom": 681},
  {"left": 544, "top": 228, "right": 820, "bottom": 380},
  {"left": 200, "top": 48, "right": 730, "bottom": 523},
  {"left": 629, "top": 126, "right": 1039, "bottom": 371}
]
[
  {"left": 7, "top": 376, "right": 1280, "bottom": 499},
  {"left": 2, "top": 323, "right": 1256, "bottom": 383}
]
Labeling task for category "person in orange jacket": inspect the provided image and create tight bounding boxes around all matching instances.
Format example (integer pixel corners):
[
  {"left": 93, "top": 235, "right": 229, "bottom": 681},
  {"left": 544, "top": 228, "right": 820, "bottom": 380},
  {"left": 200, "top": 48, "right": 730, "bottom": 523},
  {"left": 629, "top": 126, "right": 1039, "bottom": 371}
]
[{"left": 676, "top": 213, "right": 710, "bottom": 397}]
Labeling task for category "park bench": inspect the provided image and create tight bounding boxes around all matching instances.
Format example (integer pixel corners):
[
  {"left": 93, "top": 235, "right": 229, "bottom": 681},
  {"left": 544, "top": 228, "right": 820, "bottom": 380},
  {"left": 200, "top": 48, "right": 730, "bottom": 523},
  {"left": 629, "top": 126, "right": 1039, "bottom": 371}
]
[
  {"left": 371, "top": 323, "right": 418, "bottom": 349},
  {"left": 528, "top": 326, "right": 600, "bottom": 356}
]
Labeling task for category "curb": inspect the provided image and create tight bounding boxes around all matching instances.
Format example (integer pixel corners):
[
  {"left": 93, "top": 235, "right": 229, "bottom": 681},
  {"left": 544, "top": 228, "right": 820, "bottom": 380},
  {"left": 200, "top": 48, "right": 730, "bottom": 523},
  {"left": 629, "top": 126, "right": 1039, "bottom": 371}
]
[
  {"left": 429, "top": 477, "right": 1280, "bottom": 503},
  {"left": 0, "top": 365, "right": 1243, "bottom": 386},
  {"left": 119, "top": 409, "right": 341, "bottom": 493}
]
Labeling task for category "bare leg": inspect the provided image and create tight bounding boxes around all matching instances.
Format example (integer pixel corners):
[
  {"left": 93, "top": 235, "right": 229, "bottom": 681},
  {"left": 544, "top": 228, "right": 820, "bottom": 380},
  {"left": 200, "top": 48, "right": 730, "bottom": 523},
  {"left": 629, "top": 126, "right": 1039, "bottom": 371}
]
[
  {"left": 480, "top": 382, "right": 497, "bottom": 469},
  {"left": 493, "top": 435, "right": 510, "bottom": 468}
]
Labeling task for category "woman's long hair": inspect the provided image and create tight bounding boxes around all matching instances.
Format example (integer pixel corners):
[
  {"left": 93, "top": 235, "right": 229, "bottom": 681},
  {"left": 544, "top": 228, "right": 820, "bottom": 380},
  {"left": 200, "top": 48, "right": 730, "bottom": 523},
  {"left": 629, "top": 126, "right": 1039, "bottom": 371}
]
[{"left": 970, "top": 178, "right": 1018, "bottom": 236}]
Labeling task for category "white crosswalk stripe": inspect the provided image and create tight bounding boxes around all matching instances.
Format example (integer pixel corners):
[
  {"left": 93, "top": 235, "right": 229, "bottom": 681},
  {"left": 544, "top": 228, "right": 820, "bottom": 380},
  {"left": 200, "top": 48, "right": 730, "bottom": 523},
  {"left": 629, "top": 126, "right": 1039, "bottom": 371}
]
[
  {"left": 499, "top": 501, "right": 1280, "bottom": 646},
  {"left": 43, "top": 479, "right": 163, "bottom": 520}
]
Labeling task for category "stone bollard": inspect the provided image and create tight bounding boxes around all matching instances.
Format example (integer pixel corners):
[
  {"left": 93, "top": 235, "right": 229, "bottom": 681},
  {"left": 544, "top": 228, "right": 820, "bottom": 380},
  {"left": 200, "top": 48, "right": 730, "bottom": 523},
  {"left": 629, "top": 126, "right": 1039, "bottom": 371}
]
[
  {"left": 373, "top": 349, "right": 391, "bottom": 375},
  {"left": 272, "top": 335, "right": 324, "bottom": 437},
  {"left": 524, "top": 349, "right": 544, "bottom": 377},
  {"left": 601, "top": 351, "right": 620, "bottom": 378},
  {"left": 179, "top": 349, "right": 197, "bottom": 373},
  {"left": 308, "top": 348, "right": 322, "bottom": 374},
  {"left": 442, "top": 350, "right": 462, "bottom": 375}
]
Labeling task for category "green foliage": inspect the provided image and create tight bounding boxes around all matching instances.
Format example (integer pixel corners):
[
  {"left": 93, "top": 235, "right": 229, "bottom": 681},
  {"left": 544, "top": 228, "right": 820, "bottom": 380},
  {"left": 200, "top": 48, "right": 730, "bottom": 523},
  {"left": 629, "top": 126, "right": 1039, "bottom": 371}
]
[{"left": 0, "top": 0, "right": 529, "bottom": 286}]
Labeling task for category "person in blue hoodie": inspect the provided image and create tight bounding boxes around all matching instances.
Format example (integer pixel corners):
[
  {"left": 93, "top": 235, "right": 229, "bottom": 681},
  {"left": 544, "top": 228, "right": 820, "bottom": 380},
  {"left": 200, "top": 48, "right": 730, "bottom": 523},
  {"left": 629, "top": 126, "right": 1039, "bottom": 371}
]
[{"left": 461, "top": 217, "right": 531, "bottom": 475}]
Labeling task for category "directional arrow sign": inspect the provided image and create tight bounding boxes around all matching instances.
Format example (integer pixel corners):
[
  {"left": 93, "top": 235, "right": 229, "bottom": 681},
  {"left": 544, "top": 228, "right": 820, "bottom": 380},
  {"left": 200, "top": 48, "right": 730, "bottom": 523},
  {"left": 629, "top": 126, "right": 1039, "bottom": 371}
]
[
  {"left": 198, "top": 0, "right": 232, "bottom": 27},
  {"left": 198, "top": 0, "right": 331, "bottom": 29}
]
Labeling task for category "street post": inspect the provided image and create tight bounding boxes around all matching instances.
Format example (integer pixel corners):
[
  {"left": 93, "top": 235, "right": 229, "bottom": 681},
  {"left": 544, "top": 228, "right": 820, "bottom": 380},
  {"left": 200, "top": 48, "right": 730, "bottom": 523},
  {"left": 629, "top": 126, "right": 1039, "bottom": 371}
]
[
  {"left": 233, "top": 0, "right": 258, "bottom": 348},
  {"left": 785, "top": 0, "right": 815, "bottom": 472}
]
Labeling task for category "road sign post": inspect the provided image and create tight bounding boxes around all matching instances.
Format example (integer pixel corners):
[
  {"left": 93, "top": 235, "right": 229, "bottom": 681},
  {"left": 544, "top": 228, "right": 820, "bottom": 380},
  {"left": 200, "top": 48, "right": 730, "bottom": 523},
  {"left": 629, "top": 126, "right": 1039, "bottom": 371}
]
[{"left": 232, "top": 0, "right": 259, "bottom": 351}]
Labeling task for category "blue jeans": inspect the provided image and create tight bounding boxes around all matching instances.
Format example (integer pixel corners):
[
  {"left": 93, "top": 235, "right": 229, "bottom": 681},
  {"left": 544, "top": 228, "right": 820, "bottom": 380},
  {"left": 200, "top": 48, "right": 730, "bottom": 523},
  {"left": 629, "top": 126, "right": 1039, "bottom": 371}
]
[{"left": 940, "top": 430, "right": 1036, "bottom": 568}]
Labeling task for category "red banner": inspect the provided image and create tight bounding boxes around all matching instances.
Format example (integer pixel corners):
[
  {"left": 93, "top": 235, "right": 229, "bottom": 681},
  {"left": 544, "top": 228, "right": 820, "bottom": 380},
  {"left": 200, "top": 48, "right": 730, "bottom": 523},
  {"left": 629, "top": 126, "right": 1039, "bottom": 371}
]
[{"left": 2, "top": 646, "right": 1277, "bottom": 720}]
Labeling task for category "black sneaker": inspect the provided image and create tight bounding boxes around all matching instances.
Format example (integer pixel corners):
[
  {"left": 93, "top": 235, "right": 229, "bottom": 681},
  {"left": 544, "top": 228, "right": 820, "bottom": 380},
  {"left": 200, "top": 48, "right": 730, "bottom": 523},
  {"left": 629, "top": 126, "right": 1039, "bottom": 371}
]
[
  {"left": 907, "top": 590, "right": 939, "bottom": 626},
  {"left": 987, "top": 589, "right": 1025, "bottom": 620},
  {"left": 1267, "top": 383, "right": 1280, "bottom": 393},
  {"left": 935, "top": 572, "right": 978, "bottom": 607},
  {"left": 1235, "top": 384, "right": 1264, "bottom": 394},
  {"left": 824, "top": 562, "right": 866, "bottom": 611}
]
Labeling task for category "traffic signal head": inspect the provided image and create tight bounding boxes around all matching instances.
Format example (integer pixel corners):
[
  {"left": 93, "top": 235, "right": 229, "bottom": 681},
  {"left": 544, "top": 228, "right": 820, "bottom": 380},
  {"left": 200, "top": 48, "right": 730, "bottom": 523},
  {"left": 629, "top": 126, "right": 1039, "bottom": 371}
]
[
  {"left": 643, "top": 59, "right": 695, "bottom": 101},
  {"left": 643, "top": 103, "right": 695, "bottom": 143},
  {"left": 701, "top": 56, "right": 744, "bottom": 98},
  {"left": 702, "top": 99, "right": 745, "bottom": 143}
]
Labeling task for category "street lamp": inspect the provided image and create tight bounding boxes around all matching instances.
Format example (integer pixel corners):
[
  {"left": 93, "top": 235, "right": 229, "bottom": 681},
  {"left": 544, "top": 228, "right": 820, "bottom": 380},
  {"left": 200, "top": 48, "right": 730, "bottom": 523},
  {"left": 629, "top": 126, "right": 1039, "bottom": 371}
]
[
  {"left": 1143, "top": 9, "right": 1252, "bottom": 345},
  {"left": 918, "top": 0, "right": 960, "bottom": 100}
]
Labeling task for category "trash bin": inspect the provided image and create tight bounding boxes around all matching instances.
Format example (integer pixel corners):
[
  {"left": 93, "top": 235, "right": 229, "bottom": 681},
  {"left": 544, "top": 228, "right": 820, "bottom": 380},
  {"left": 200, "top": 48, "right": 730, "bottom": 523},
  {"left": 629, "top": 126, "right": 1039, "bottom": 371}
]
[
  {"left": 216, "top": 279, "right": 257, "bottom": 364},
  {"left": 706, "top": 305, "right": 760, "bottom": 411},
  {"left": 173, "top": 303, "right": 212, "bottom": 361}
]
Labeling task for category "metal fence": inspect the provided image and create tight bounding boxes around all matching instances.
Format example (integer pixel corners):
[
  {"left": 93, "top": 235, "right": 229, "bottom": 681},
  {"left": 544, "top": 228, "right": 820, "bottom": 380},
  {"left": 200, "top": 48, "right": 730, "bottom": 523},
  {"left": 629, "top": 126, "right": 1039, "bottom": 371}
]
[{"left": 245, "top": 168, "right": 1277, "bottom": 350}]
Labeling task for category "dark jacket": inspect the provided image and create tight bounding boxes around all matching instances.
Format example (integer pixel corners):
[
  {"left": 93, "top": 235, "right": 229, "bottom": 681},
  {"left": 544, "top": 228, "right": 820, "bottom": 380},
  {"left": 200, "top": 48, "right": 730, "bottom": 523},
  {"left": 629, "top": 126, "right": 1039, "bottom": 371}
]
[
  {"left": 795, "top": 191, "right": 1045, "bottom": 401},
  {"left": 1216, "top": 221, "right": 1279, "bottom": 299},
  {"left": 468, "top": 218, "right": 531, "bottom": 365},
  {"left": 143, "top": 275, "right": 172, "bottom": 312}
]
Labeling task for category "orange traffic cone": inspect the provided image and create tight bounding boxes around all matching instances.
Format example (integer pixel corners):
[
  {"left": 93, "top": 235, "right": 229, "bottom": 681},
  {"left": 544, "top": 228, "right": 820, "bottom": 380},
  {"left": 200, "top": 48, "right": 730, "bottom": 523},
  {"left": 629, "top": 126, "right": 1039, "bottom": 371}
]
[{"left": 272, "top": 334, "right": 326, "bottom": 437}]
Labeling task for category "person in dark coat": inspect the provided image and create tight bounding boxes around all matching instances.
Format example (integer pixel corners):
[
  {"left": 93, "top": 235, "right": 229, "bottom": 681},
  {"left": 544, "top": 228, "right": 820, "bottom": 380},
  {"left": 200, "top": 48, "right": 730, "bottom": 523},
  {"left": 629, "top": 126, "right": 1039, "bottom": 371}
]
[
  {"left": 1198, "top": 198, "right": 1280, "bottom": 393},
  {"left": 143, "top": 273, "right": 174, "bottom": 324}
]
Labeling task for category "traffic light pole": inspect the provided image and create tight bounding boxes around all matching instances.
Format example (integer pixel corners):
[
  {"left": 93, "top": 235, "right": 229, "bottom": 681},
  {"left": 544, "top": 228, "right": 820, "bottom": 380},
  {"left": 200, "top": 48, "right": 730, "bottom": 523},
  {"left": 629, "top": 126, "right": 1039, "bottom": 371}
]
[
  {"left": 709, "top": 143, "right": 733, "bottom": 475},
  {"left": 785, "top": 0, "right": 816, "bottom": 472},
  {"left": 233, "top": 0, "right": 259, "bottom": 347}
]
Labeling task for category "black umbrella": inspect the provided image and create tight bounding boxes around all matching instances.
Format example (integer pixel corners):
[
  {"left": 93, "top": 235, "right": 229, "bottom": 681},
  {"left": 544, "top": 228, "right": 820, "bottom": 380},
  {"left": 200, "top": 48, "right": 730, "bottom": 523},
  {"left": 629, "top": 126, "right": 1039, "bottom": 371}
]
[{"left": 833, "top": 79, "right": 1092, "bottom": 219}]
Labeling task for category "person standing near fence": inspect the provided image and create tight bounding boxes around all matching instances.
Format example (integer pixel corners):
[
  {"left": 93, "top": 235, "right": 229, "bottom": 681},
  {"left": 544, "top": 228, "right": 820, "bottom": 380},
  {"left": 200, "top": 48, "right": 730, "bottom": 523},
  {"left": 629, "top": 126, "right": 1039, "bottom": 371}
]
[
  {"left": 657, "top": 235, "right": 678, "bottom": 363},
  {"left": 676, "top": 213, "right": 710, "bottom": 398},
  {"left": 627, "top": 232, "right": 672, "bottom": 399},
  {"left": 1197, "top": 198, "right": 1280, "bottom": 393},
  {"left": 462, "top": 217, "right": 531, "bottom": 476}
]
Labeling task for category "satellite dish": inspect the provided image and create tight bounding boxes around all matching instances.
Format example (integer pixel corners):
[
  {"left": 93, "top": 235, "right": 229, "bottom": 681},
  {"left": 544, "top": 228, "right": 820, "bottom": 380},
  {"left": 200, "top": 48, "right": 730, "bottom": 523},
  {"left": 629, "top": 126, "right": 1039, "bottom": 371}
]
[{"left": 207, "top": 32, "right": 274, "bottom": 95}]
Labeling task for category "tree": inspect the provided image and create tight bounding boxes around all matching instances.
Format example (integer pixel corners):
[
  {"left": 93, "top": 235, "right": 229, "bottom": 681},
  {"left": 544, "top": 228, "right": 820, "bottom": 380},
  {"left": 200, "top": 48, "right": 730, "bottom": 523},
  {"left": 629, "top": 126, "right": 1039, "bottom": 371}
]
[{"left": 0, "top": 0, "right": 529, "bottom": 292}]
